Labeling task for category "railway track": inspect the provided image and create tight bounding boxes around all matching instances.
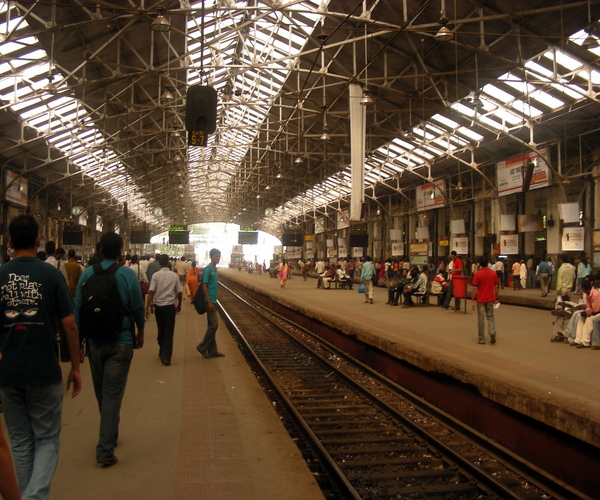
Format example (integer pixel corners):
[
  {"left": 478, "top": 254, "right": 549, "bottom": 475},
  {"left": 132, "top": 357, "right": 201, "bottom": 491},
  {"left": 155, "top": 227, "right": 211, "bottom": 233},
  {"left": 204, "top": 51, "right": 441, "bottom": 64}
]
[{"left": 218, "top": 283, "right": 585, "bottom": 500}]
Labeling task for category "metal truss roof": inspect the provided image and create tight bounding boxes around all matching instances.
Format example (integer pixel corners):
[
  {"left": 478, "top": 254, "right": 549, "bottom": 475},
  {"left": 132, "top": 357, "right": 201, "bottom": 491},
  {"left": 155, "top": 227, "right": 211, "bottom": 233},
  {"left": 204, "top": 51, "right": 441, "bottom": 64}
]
[{"left": 0, "top": 1, "right": 599, "bottom": 237}]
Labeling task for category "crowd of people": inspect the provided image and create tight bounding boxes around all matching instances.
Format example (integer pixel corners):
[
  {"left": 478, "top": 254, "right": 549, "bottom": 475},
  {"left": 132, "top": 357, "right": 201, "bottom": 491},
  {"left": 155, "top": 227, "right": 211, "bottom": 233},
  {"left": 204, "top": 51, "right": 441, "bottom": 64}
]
[{"left": 0, "top": 215, "right": 223, "bottom": 500}]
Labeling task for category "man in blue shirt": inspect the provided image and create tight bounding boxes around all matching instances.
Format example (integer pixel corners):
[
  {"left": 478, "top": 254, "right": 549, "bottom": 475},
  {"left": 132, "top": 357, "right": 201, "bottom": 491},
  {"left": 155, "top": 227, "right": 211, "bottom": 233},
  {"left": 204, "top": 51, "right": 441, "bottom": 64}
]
[
  {"left": 0, "top": 215, "right": 82, "bottom": 500},
  {"left": 196, "top": 248, "right": 223, "bottom": 358},
  {"left": 75, "top": 232, "right": 145, "bottom": 467}
]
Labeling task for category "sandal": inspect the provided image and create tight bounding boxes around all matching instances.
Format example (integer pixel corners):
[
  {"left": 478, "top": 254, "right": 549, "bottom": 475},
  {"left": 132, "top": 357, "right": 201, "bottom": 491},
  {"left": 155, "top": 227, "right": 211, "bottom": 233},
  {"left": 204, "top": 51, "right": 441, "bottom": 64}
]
[{"left": 214, "top": 353, "right": 225, "bottom": 357}]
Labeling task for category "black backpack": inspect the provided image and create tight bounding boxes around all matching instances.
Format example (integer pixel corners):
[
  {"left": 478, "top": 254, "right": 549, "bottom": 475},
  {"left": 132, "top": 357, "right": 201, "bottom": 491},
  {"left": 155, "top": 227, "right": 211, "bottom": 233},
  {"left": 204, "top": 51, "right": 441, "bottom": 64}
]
[
  {"left": 192, "top": 282, "right": 207, "bottom": 315},
  {"left": 80, "top": 263, "right": 126, "bottom": 340}
]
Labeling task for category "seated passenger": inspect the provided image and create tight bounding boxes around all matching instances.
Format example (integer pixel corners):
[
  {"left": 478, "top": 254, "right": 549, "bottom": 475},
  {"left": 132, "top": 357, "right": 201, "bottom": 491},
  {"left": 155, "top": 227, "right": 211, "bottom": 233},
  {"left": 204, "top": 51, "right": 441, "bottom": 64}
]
[
  {"left": 551, "top": 279, "right": 589, "bottom": 342},
  {"left": 431, "top": 271, "right": 449, "bottom": 306},
  {"left": 570, "top": 278, "right": 600, "bottom": 348},
  {"left": 336, "top": 265, "right": 353, "bottom": 290},
  {"left": 387, "top": 268, "right": 410, "bottom": 306},
  {"left": 402, "top": 267, "right": 427, "bottom": 308},
  {"left": 318, "top": 266, "right": 336, "bottom": 289}
]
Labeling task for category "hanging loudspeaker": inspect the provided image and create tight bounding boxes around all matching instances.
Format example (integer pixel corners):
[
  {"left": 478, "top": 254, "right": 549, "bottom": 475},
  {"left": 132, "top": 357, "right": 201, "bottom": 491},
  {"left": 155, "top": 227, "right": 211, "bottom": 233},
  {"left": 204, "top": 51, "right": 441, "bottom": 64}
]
[{"left": 185, "top": 85, "right": 217, "bottom": 134}]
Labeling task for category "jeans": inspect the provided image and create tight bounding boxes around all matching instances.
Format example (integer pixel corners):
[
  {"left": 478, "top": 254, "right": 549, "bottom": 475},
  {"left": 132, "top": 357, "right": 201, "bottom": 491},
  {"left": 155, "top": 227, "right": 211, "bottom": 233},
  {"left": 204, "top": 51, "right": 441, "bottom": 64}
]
[
  {"left": 155, "top": 304, "right": 176, "bottom": 363},
  {"left": 476, "top": 302, "right": 496, "bottom": 341},
  {"left": 198, "top": 307, "right": 219, "bottom": 357},
  {"left": 88, "top": 343, "right": 134, "bottom": 461},
  {"left": 0, "top": 382, "right": 63, "bottom": 500}
]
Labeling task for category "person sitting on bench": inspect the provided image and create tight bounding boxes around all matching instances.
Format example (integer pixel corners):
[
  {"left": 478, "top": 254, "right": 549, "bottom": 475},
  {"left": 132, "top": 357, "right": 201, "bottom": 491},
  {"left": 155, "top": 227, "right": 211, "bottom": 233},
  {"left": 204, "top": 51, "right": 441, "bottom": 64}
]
[
  {"left": 402, "top": 267, "right": 427, "bottom": 308},
  {"left": 318, "top": 265, "right": 336, "bottom": 289},
  {"left": 387, "top": 268, "right": 410, "bottom": 306},
  {"left": 336, "top": 265, "right": 353, "bottom": 289}
]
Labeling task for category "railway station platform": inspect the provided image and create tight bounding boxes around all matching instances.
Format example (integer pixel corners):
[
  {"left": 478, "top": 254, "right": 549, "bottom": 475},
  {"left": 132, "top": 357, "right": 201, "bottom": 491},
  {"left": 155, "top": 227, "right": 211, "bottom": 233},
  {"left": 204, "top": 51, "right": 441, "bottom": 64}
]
[
  {"left": 42, "top": 297, "right": 324, "bottom": 500},
  {"left": 219, "top": 268, "right": 600, "bottom": 454}
]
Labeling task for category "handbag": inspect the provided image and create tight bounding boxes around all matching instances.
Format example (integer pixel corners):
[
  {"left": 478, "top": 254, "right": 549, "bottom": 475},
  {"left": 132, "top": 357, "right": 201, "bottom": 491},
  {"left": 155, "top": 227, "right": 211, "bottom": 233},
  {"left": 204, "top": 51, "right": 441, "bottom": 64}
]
[{"left": 358, "top": 283, "right": 366, "bottom": 294}]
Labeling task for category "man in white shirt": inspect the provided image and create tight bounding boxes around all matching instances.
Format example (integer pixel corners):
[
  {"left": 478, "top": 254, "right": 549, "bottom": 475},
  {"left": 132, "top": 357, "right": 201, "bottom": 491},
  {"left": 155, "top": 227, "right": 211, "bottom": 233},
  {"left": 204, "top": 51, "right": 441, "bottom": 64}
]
[
  {"left": 145, "top": 255, "right": 182, "bottom": 366},
  {"left": 494, "top": 259, "right": 505, "bottom": 289},
  {"left": 44, "top": 241, "right": 68, "bottom": 282},
  {"left": 175, "top": 257, "right": 187, "bottom": 285}
]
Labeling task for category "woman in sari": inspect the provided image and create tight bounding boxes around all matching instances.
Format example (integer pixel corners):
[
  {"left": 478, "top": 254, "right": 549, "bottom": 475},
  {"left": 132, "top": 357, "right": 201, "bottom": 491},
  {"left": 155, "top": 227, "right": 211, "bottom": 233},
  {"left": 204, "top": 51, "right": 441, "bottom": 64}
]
[
  {"left": 186, "top": 260, "right": 201, "bottom": 300},
  {"left": 278, "top": 259, "right": 289, "bottom": 288}
]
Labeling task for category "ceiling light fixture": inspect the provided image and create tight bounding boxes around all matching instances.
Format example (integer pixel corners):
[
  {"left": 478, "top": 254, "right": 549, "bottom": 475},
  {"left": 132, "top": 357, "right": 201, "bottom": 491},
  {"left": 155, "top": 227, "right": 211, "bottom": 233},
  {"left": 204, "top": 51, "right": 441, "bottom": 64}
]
[
  {"left": 360, "top": 89, "right": 374, "bottom": 105},
  {"left": 582, "top": 32, "right": 599, "bottom": 49},
  {"left": 151, "top": 14, "right": 171, "bottom": 32},
  {"left": 435, "top": 1, "right": 453, "bottom": 41},
  {"left": 161, "top": 87, "right": 174, "bottom": 101},
  {"left": 294, "top": 156, "right": 304, "bottom": 164}
]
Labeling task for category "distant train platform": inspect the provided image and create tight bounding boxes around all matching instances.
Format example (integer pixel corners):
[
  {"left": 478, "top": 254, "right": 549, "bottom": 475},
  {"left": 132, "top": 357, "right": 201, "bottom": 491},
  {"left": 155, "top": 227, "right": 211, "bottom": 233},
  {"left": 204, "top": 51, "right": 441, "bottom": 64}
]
[{"left": 219, "top": 268, "right": 600, "bottom": 451}]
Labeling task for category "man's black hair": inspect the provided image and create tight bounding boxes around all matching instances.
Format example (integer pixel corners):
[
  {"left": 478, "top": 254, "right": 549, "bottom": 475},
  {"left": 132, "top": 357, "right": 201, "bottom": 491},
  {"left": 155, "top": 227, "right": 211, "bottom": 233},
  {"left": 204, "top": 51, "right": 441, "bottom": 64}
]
[
  {"left": 9, "top": 215, "right": 39, "bottom": 250},
  {"left": 45, "top": 240, "right": 56, "bottom": 255},
  {"left": 479, "top": 257, "right": 489, "bottom": 267},
  {"left": 451, "top": 250, "right": 457, "bottom": 256},
  {"left": 99, "top": 232, "right": 123, "bottom": 260},
  {"left": 158, "top": 254, "right": 170, "bottom": 267},
  {"left": 68, "top": 249, "right": 76, "bottom": 259},
  {"left": 56, "top": 247, "right": 65, "bottom": 256},
  {"left": 209, "top": 248, "right": 221, "bottom": 257}
]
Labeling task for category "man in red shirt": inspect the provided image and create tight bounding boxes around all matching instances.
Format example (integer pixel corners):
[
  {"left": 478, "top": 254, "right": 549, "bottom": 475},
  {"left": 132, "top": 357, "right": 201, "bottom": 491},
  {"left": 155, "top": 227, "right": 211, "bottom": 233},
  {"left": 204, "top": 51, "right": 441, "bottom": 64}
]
[
  {"left": 442, "top": 250, "right": 464, "bottom": 310},
  {"left": 471, "top": 257, "right": 500, "bottom": 344}
]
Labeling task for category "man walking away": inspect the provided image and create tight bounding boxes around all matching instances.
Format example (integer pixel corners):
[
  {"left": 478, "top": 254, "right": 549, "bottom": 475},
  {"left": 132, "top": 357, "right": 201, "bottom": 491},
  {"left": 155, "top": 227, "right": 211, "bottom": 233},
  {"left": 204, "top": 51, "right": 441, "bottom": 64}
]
[
  {"left": 0, "top": 215, "right": 82, "bottom": 500},
  {"left": 75, "top": 232, "right": 145, "bottom": 468},
  {"left": 537, "top": 258, "right": 552, "bottom": 297},
  {"left": 145, "top": 254, "right": 182, "bottom": 366},
  {"left": 197, "top": 249, "right": 224, "bottom": 358},
  {"left": 471, "top": 257, "right": 499, "bottom": 344},
  {"left": 64, "top": 249, "right": 83, "bottom": 298},
  {"left": 360, "top": 256, "right": 375, "bottom": 304}
]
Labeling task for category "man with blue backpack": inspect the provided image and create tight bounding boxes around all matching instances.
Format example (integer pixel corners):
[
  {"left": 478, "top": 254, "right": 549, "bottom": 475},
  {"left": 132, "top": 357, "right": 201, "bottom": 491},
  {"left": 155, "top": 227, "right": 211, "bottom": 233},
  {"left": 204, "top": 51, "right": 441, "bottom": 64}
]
[{"left": 75, "top": 231, "right": 145, "bottom": 467}]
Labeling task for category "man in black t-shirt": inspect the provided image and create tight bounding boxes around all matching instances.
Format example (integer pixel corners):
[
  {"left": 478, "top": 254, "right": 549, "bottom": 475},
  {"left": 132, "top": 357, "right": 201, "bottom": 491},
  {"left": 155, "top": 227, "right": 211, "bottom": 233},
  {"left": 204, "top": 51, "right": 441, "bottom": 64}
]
[{"left": 0, "top": 215, "right": 82, "bottom": 500}]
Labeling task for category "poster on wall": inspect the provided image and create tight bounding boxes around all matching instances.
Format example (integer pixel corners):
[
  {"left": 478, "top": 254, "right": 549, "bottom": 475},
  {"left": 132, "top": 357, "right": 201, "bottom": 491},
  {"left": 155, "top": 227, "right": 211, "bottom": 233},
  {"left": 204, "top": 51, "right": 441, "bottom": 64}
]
[
  {"left": 416, "top": 180, "right": 445, "bottom": 211},
  {"left": 337, "top": 209, "right": 350, "bottom": 229},
  {"left": 315, "top": 217, "right": 325, "bottom": 234},
  {"left": 390, "top": 228, "right": 402, "bottom": 240},
  {"left": 450, "top": 237, "right": 468, "bottom": 255},
  {"left": 497, "top": 147, "right": 551, "bottom": 196},
  {"left": 562, "top": 227, "right": 584, "bottom": 251},
  {"left": 4, "top": 170, "right": 28, "bottom": 207},
  {"left": 500, "top": 234, "right": 519, "bottom": 254},
  {"left": 391, "top": 242, "right": 404, "bottom": 256},
  {"left": 352, "top": 247, "right": 364, "bottom": 258}
]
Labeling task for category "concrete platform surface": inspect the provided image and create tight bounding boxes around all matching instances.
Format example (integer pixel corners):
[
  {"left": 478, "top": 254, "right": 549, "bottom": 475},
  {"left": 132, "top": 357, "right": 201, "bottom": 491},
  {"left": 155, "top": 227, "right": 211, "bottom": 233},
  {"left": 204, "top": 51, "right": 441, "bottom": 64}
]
[
  {"left": 7, "top": 297, "right": 324, "bottom": 500},
  {"left": 220, "top": 268, "right": 600, "bottom": 450}
]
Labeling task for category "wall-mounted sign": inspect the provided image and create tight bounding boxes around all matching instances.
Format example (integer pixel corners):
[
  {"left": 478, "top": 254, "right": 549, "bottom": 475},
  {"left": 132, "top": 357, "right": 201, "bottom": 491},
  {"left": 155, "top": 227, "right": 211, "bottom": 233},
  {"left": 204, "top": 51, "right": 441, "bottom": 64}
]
[
  {"left": 315, "top": 217, "right": 325, "bottom": 234},
  {"left": 562, "top": 226, "right": 584, "bottom": 251},
  {"left": 451, "top": 237, "right": 469, "bottom": 255},
  {"left": 416, "top": 180, "right": 446, "bottom": 211},
  {"left": 4, "top": 170, "right": 27, "bottom": 207},
  {"left": 500, "top": 234, "right": 519, "bottom": 254},
  {"left": 497, "top": 148, "right": 550, "bottom": 196},
  {"left": 337, "top": 209, "right": 350, "bottom": 229}
]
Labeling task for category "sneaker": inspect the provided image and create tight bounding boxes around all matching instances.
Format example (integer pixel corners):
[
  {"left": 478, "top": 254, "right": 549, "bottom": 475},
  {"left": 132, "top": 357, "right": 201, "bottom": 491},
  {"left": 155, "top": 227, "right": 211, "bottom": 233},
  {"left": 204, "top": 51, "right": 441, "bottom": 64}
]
[
  {"left": 490, "top": 334, "right": 496, "bottom": 344},
  {"left": 478, "top": 339, "right": 486, "bottom": 344}
]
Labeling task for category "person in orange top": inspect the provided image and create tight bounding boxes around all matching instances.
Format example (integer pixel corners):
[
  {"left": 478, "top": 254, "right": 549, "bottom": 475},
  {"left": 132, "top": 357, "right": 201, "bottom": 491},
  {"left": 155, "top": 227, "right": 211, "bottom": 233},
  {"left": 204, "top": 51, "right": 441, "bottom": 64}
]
[{"left": 185, "top": 260, "right": 201, "bottom": 301}]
